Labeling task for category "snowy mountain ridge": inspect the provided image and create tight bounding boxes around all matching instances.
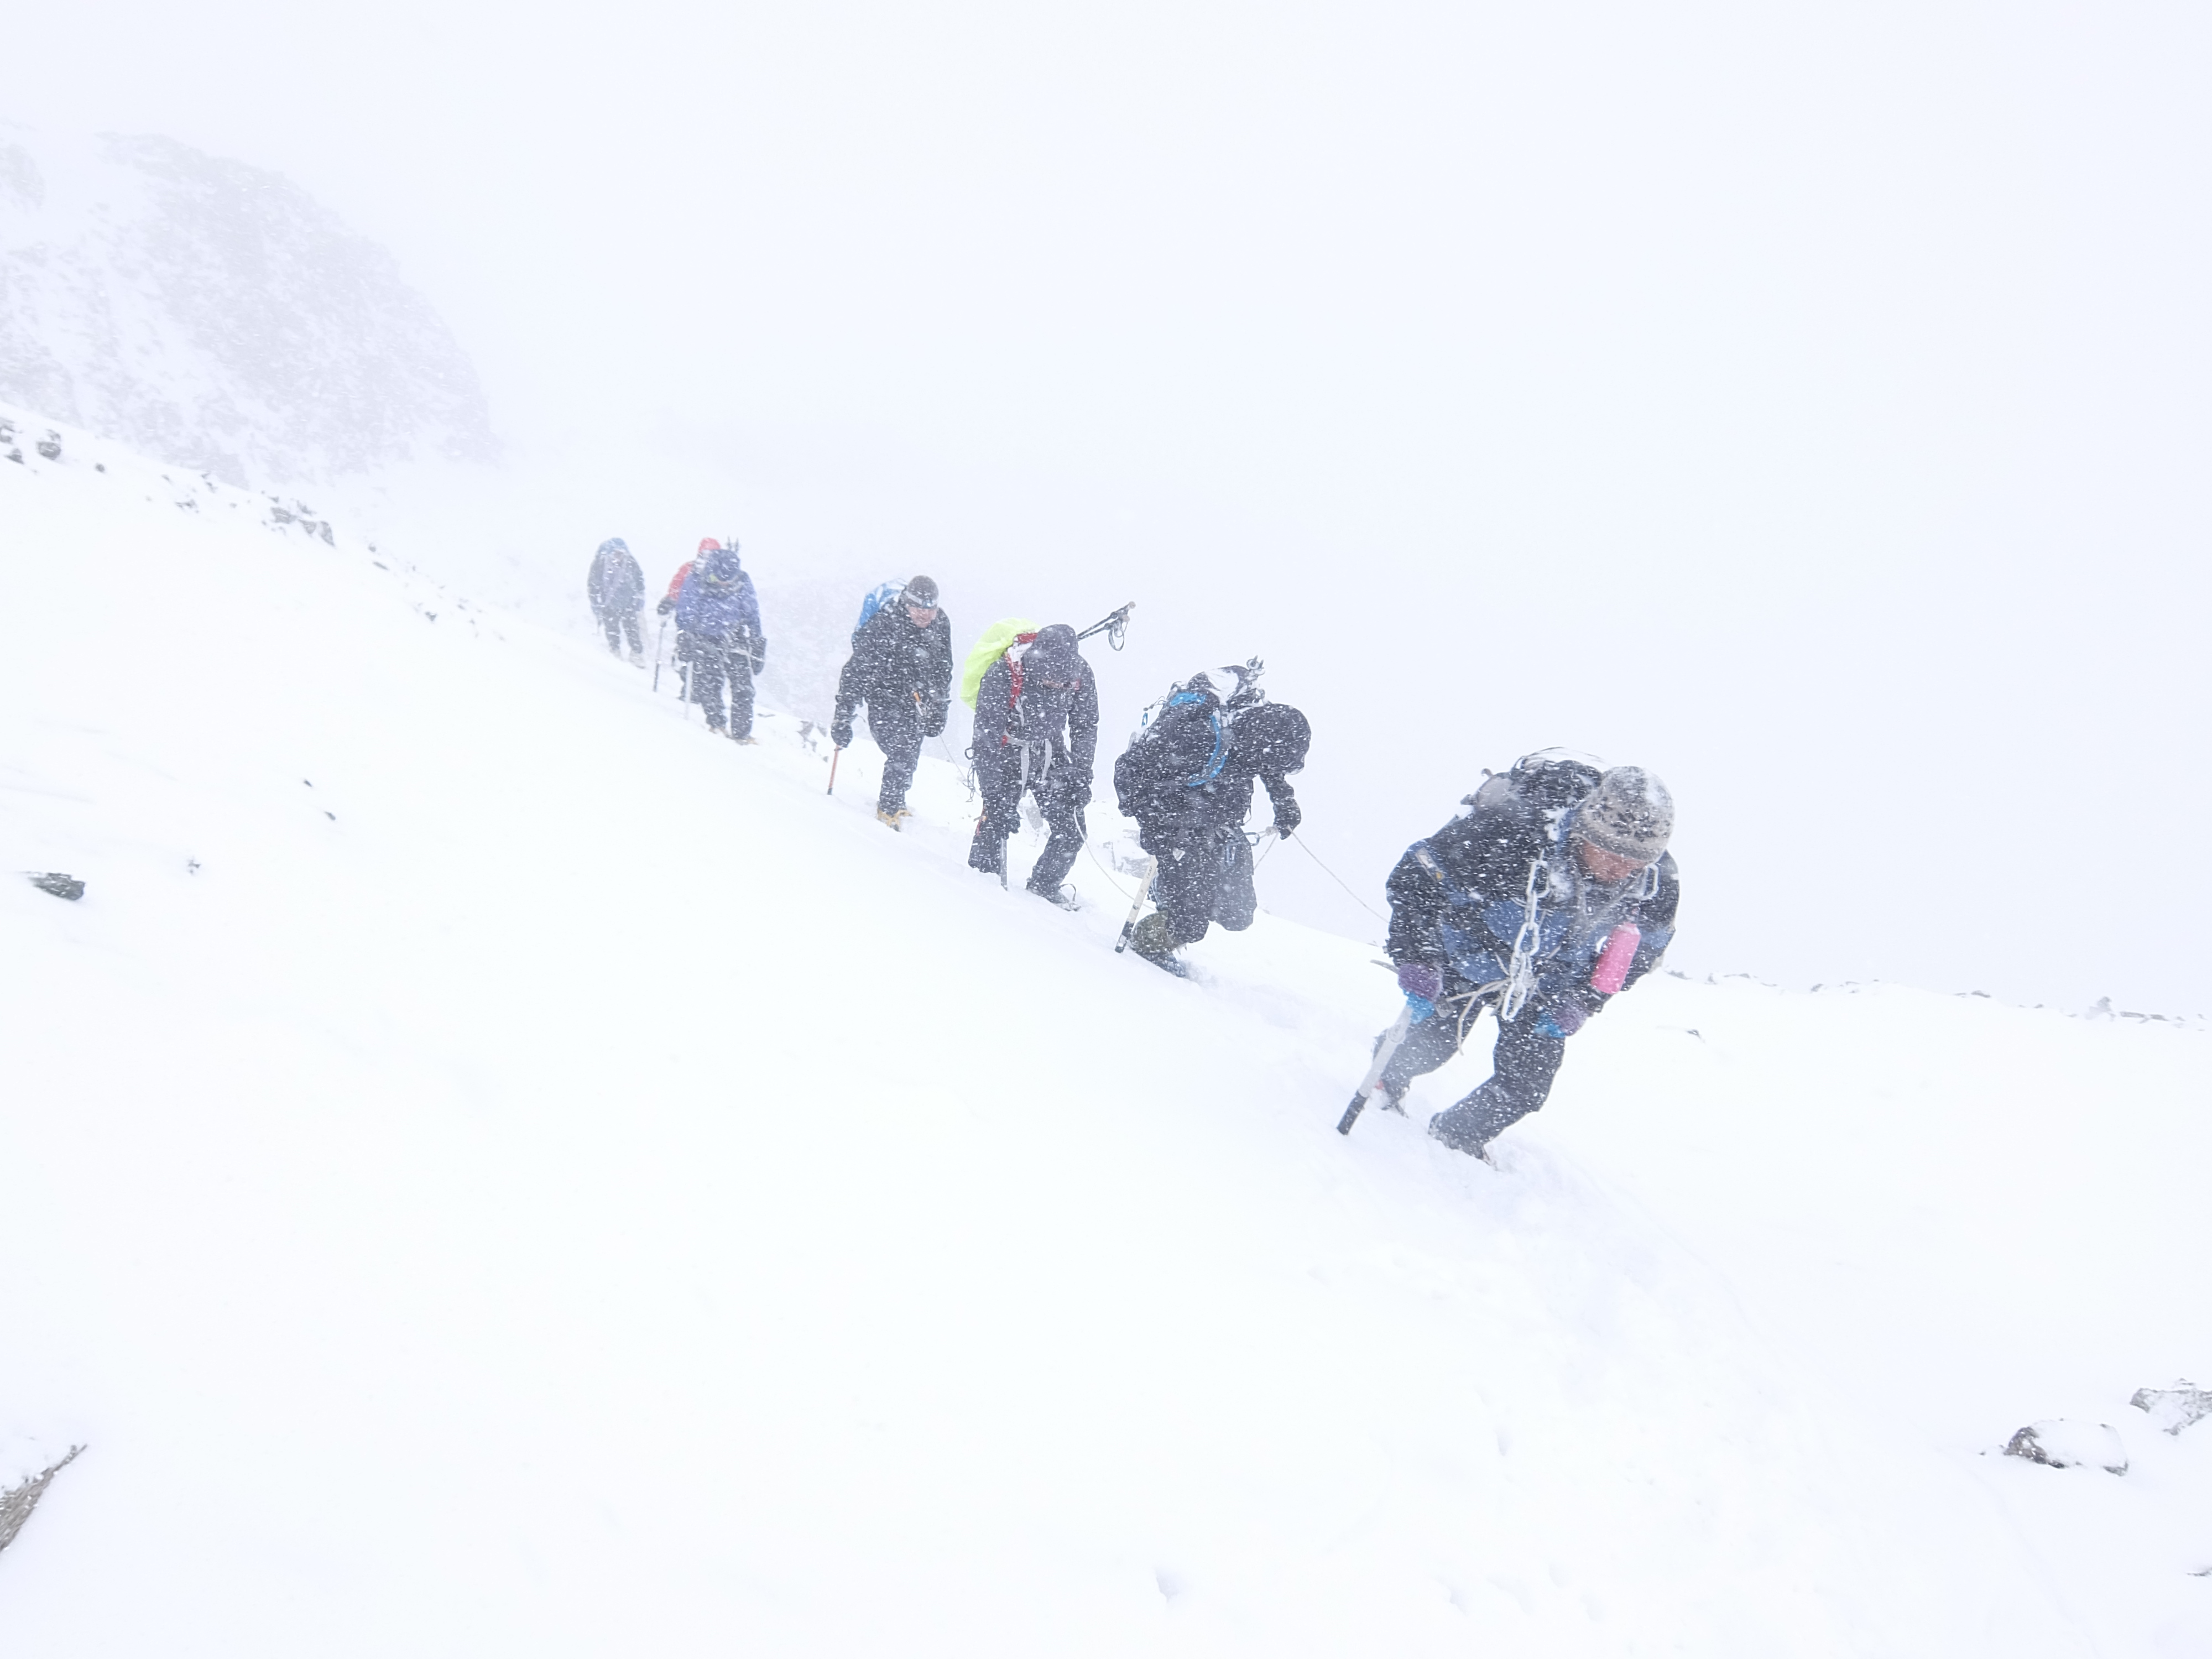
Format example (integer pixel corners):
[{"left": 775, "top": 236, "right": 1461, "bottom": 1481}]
[
  {"left": 3, "top": 406, "right": 2209, "bottom": 1655},
  {"left": 0, "top": 125, "right": 493, "bottom": 489}
]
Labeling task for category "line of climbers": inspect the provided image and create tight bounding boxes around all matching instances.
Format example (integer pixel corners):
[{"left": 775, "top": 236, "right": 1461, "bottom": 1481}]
[
  {"left": 588, "top": 537, "right": 768, "bottom": 741},
  {"left": 584, "top": 542, "right": 1679, "bottom": 1165}
]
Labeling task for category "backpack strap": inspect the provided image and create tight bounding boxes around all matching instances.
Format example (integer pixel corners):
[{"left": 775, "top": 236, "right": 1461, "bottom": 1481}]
[
  {"left": 1163, "top": 690, "right": 1228, "bottom": 786},
  {"left": 1004, "top": 633, "right": 1041, "bottom": 716}
]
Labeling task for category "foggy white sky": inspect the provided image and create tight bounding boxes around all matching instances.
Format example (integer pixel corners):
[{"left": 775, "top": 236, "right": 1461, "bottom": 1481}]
[{"left": 8, "top": 1, "right": 2209, "bottom": 1012}]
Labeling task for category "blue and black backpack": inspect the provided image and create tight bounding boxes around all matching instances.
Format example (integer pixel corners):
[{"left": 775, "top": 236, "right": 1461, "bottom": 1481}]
[{"left": 852, "top": 582, "right": 906, "bottom": 644}]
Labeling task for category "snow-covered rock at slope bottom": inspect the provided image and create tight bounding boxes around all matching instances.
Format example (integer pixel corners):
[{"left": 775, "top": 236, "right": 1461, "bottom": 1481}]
[
  {"left": 0, "top": 1443, "right": 85, "bottom": 1557},
  {"left": 2, "top": 416, "right": 2211, "bottom": 1656},
  {"left": 0, "top": 123, "right": 493, "bottom": 488},
  {"left": 2132, "top": 1381, "right": 2212, "bottom": 1436},
  {"left": 2005, "top": 1420, "right": 2130, "bottom": 1475}
]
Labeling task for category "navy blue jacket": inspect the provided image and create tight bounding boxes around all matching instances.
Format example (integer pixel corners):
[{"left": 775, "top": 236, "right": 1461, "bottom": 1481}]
[
  {"left": 1386, "top": 791, "right": 1679, "bottom": 1016},
  {"left": 674, "top": 548, "right": 764, "bottom": 645}
]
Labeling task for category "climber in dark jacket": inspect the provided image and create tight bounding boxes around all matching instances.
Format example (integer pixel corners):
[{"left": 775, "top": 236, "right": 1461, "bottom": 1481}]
[
  {"left": 586, "top": 538, "right": 646, "bottom": 661},
  {"left": 967, "top": 623, "right": 1097, "bottom": 901},
  {"left": 1376, "top": 755, "right": 1680, "bottom": 1159},
  {"left": 832, "top": 576, "right": 953, "bottom": 828},
  {"left": 1112, "top": 664, "right": 1309, "bottom": 968}
]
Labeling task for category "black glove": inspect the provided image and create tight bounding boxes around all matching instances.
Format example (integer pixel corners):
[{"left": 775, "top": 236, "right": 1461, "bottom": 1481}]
[
  {"left": 919, "top": 695, "right": 948, "bottom": 738},
  {"left": 656, "top": 596, "right": 676, "bottom": 616},
  {"left": 831, "top": 715, "right": 853, "bottom": 750},
  {"left": 1271, "top": 795, "right": 1301, "bottom": 837}
]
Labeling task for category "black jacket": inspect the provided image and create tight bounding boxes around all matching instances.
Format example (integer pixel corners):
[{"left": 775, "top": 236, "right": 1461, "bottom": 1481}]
[
  {"left": 1386, "top": 789, "right": 1680, "bottom": 1015},
  {"left": 834, "top": 604, "right": 954, "bottom": 733},
  {"left": 971, "top": 629, "right": 1097, "bottom": 800},
  {"left": 1115, "top": 697, "right": 1307, "bottom": 844}
]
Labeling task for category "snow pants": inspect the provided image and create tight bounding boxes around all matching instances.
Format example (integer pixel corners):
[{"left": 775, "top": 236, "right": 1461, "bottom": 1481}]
[
  {"left": 690, "top": 633, "right": 758, "bottom": 737},
  {"left": 1378, "top": 990, "right": 1568, "bottom": 1149},
  {"left": 968, "top": 746, "right": 1086, "bottom": 894},
  {"left": 862, "top": 695, "right": 923, "bottom": 814},
  {"left": 1149, "top": 825, "right": 1257, "bottom": 946},
  {"left": 594, "top": 604, "right": 643, "bottom": 657}
]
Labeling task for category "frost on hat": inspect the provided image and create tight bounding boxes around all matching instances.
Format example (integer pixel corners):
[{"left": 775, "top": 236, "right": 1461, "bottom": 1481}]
[
  {"left": 905, "top": 575, "right": 940, "bottom": 607},
  {"left": 1575, "top": 766, "right": 1674, "bottom": 862}
]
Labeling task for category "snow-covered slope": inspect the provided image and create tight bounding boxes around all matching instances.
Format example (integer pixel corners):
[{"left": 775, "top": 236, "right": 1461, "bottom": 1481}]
[
  {"left": 3, "top": 406, "right": 2209, "bottom": 1655},
  {"left": 0, "top": 127, "right": 493, "bottom": 488}
]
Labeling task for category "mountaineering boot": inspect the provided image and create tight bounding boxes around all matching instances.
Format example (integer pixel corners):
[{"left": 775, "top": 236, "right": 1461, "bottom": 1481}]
[
  {"left": 1426, "top": 1096, "right": 1497, "bottom": 1163},
  {"left": 1128, "top": 911, "right": 1188, "bottom": 977},
  {"left": 876, "top": 807, "right": 912, "bottom": 831},
  {"left": 733, "top": 734, "right": 759, "bottom": 745},
  {"left": 1027, "top": 881, "right": 1081, "bottom": 910}
]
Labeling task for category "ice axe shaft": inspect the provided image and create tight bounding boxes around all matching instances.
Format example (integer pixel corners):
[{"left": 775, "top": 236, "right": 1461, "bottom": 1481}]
[
  {"left": 1114, "top": 856, "right": 1159, "bottom": 953},
  {"left": 1337, "top": 1003, "right": 1416, "bottom": 1135},
  {"left": 827, "top": 747, "right": 842, "bottom": 796}
]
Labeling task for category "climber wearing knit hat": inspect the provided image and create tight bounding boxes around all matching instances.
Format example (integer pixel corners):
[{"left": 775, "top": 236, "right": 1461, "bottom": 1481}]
[
  {"left": 832, "top": 575, "right": 955, "bottom": 828},
  {"left": 1348, "top": 751, "right": 1683, "bottom": 1160}
]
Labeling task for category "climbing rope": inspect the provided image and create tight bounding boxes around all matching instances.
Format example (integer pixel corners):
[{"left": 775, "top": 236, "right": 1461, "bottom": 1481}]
[{"left": 1290, "top": 834, "right": 1388, "bottom": 924}]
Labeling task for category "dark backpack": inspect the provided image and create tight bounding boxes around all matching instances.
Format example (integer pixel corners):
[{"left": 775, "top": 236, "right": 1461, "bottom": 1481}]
[
  {"left": 1463, "top": 749, "right": 1604, "bottom": 828},
  {"left": 852, "top": 581, "right": 905, "bottom": 644},
  {"left": 1227, "top": 702, "right": 1309, "bottom": 778},
  {"left": 1144, "top": 685, "right": 1230, "bottom": 787},
  {"left": 1114, "top": 682, "right": 1231, "bottom": 826}
]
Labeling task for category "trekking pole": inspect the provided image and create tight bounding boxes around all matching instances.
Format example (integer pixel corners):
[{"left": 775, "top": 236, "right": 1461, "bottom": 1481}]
[
  {"left": 1337, "top": 1003, "right": 1416, "bottom": 1136},
  {"left": 1114, "top": 856, "right": 1158, "bottom": 953},
  {"left": 651, "top": 618, "right": 667, "bottom": 692},
  {"left": 827, "top": 746, "right": 842, "bottom": 796}
]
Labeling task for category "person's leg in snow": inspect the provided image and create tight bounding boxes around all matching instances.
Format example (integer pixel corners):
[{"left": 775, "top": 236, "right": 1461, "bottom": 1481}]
[
  {"left": 967, "top": 747, "right": 1019, "bottom": 877},
  {"left": 619, "top": 611, "right": 644, "bottom": 662},
  {"left": 1025, "top": 784, "right": 1086, "bottom": 896},
  {"left": 1148, "top": 835, "right": 1217, "bottom": 947},
  {"left": 1424, "top": 1013, "right": 1569, "bottom": 1159},
  {"left": 690, "top": 637, "right": 731, "bottom": 732},
  {"left": 1211, "top": 828, "right": 1259, "bottom": 932},
  {"left": 1375, "top": 996, "right": 1473, "bottom": 1108},
  {"left": 870, "top": 697, "right": 922, "bottom": 816},
  {"left": 1140, "top": 826, "right": 1241, "bottom": 960},
  {"left": 729, "top": 638, "right": 758, "bottom": 740}
]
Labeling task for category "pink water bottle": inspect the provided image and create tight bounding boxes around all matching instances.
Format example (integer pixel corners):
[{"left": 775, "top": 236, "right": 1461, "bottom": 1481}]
[{"left": 1590, "top": 924, "right": 1640, "bottom": 995}]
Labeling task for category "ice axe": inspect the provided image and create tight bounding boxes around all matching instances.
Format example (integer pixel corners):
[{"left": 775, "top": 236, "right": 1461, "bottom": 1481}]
[
  {"left": 1113, "top": 855, "right": 1159, "bottom": 953},
  {"left": 651, "top": 617, "right": 667, "bottom": 692},
  {"left": 1337, "top": 1003, "right": 1416, "bottom": 1135},
  {"left": 827, "top": 745, "right": 842, "bottom": 796},
  {"left": 1073, "top": 602, "right": 1135, "bottom": 651}
]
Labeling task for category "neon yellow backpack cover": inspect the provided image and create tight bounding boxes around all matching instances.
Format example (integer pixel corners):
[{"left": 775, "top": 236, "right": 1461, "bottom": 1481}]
[{"left": 958, "top": 618, "right": 1039, "bottom": 709}]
